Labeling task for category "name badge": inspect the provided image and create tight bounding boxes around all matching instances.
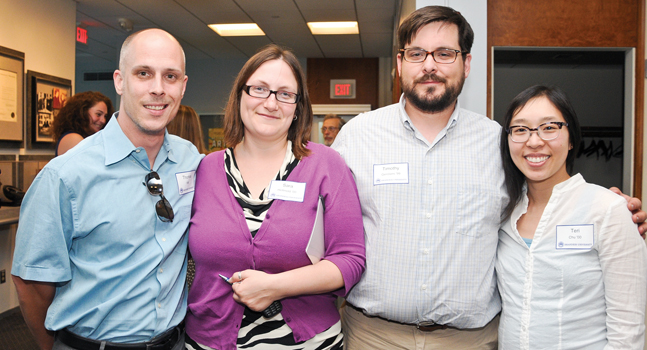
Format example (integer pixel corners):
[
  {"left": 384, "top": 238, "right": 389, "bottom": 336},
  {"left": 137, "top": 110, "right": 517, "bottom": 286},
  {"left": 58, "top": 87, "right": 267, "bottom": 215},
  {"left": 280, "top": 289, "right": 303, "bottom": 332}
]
[
  {"left": 555, "top": 224, "right": 594, "bottom": 250},
  {"left": 268, "top": 180, "right": 306, "bottom": 202},
  {"left": 373, "top": 163, "right": 409, "bottom": 185},
  {"left": 175, "top": 171, "right": 196, "bottom": 195}
]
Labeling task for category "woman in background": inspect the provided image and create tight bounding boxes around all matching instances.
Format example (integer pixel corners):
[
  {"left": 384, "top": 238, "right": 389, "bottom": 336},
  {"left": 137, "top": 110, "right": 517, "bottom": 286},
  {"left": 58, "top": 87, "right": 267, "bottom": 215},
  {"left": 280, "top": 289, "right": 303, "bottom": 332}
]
[
  {"left": 496, "top": 85, "right": 647, "bottom": 349},
  {"left": 185, "top": 44, "right": 365, "bottom": 350},
  {"left": 167, "top": 104, "right": 207, "bottom": 154},
  {"left": 52, "top": 91, "right": 113, "bottom": 156}
]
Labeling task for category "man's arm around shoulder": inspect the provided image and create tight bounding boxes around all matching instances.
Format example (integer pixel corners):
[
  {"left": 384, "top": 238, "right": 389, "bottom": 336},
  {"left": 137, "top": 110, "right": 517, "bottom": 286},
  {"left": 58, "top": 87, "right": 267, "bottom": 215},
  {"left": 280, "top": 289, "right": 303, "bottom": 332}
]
[{"left": 12, "top": 275, "right": 56, "bottom": 350}]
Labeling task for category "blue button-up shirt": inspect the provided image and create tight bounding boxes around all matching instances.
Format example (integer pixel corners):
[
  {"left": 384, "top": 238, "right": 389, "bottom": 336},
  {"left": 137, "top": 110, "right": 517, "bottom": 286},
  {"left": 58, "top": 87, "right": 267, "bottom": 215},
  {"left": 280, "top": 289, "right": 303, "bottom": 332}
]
[
  {"left": 12, "top": 114, "right": 203, "bottom": 342},
  {"left": 332, "top": 97, "right": 508, "bottom": 328}
]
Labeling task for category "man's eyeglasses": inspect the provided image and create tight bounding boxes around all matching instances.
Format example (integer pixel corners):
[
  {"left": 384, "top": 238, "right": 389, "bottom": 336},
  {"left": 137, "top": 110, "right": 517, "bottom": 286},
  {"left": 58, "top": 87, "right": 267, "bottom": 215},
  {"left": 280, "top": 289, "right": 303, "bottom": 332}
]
[
  {"left": 399, "top": 48, "right": 465, "bottom": 64},
  {"left": 144, "top": 171, "right": 174, "bottom": 223},
  {"left": 321, "top": 127, "right": 339, "bottom": 133},
  {"left": 507, "top": 122, "right": 568, "bottom": 143},
  {"left": 242, "top": 85, "right": 300, "bottom": 104}
]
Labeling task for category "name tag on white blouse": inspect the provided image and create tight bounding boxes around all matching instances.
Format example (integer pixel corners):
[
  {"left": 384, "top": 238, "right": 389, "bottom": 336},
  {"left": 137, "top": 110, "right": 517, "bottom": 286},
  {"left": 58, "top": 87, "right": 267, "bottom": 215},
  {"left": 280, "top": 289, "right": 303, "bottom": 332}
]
[
  {"left": 175, "top": 171, "right": 196, "bottom": 195},
  {"left": 373, "top": 163, "right": 409, "bottom": 185},
  {"left": 555, "top": 224, "right": 594, "bottom": 250},
  {"left": 268, "top": 180, "right": 306, "bottom": 202}
]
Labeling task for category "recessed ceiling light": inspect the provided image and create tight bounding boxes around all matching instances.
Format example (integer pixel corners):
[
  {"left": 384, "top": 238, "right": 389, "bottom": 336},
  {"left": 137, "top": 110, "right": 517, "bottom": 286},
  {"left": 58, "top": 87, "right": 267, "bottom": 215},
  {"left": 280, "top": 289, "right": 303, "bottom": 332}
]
[
  {"left": 307, "top": 22, "right": 359, "bottom": 35},
  {"left": 208, "top": 23, "right": 265, "bottom": 36}
]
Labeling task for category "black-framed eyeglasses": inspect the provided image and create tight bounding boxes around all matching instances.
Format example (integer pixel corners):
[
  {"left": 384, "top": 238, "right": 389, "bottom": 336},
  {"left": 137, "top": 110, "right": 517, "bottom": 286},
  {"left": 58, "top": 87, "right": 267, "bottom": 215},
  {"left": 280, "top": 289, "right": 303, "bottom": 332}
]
[
  {"left": 143, "top": 171, "right": 174, "bottom": 223},
  {"left": 321, "top": 126, "right": 338, "bottom": 133},
  {"left": 507, "top": 122, "right": 569, "bottom": 143},
  {"left": 399, "top": 48, "right": 465, "bottom": 64},
  {"left": 242, "top": 85, "right": 300, "bottom": 104}
]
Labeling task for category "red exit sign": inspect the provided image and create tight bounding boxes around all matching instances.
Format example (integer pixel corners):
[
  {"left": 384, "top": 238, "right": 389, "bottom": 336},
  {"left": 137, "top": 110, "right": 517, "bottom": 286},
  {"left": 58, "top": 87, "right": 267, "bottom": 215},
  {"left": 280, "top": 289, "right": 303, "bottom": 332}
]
[
  {"left": 76, "top": 27, "right": 88, "bottom": 44},
  {"left": 330, "top": 79, "right": 356, "bottom": 99}
]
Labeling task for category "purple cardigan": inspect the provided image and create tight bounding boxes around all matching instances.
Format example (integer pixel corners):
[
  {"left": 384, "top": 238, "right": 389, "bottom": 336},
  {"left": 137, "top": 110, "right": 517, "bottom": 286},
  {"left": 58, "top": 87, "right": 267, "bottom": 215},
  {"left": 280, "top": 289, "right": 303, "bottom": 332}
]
[{"left": 185, "top": 142, "right": 366, "bottom": 350}]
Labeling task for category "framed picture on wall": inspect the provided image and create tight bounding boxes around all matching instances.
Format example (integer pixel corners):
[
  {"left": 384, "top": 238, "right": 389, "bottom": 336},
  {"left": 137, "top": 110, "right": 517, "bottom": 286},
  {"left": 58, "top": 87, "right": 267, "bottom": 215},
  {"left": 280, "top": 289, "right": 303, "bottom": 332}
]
[
  {"left": 0, "top": 46, "right": 25, "bottom": 147},
  {"left": 26, "top": 70, "right": 72, "bottom": 149}
]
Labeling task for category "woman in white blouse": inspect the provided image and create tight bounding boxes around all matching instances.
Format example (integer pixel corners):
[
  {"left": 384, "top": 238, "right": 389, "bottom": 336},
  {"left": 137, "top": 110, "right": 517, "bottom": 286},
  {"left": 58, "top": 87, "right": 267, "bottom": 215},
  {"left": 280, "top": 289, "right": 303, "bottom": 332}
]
[{"left": 497, "top": 85, "right": 647, "bottom": 349}]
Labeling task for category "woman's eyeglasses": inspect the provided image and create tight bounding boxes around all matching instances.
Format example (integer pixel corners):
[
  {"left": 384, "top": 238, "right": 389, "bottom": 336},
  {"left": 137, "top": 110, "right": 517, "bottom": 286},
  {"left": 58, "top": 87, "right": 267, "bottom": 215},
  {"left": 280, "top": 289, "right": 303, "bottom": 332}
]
[{"left": 144, "top": 171, "right": 174, "bottom": 223}]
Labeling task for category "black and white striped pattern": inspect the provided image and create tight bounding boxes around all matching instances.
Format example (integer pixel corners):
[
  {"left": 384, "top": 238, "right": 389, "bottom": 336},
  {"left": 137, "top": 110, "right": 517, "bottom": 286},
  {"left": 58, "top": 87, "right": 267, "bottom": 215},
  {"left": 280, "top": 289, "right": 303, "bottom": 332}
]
[
  {"left": 224, "top": 142, "right": 299, "bottom": 237},
  {"left": 185, "top": 142, "right": 343, "bottom": 349}
]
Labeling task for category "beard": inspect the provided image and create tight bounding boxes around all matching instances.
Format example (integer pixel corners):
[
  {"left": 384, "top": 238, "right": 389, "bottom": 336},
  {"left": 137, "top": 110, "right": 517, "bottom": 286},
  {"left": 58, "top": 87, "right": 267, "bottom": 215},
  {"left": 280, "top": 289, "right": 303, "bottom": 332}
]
[{"left": 402, "top": 72, "right": 465, "bottom": 113}]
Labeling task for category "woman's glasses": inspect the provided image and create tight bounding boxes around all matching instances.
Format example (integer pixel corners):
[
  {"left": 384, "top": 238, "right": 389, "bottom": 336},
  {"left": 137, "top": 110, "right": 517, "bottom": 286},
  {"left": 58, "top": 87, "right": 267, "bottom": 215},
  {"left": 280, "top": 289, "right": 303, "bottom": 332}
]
[{"left": 144, "top": 171, "right": 174, "bottom": 223}]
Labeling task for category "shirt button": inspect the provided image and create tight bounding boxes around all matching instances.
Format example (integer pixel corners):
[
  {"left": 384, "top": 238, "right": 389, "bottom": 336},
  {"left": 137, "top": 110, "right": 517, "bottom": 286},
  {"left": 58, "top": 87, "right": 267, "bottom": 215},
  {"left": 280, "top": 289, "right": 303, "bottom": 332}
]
[
  {"left": 135, "top": 149, "right": 141, "bottom": 153},
  {"left": 427, "top": 179, "right": 433, "bottom": 185},
  {"left": 159, "top": 268, "right": 163, "bottom": 273},
  {"left": 423, "top": 249, "right": 429, "bottom": 255},
  {"left": 158, "top": 303, "right": 161, "bottom": 308},
  {"left": 425, "top": 213, "right": 431, "bottom": 219},
  {"left": 421, "top": 284, "right": 427, "bottom": 290},
  {"left": 162, "top": 238, "right": 166, "bottom": 242}
]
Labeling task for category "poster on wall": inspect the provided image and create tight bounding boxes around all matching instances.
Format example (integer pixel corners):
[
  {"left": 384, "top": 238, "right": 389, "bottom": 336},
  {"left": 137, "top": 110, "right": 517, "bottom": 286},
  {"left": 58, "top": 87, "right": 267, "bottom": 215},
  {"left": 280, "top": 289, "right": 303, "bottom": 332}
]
[
  {"left": 26, "top": 70, "right": 72, "bottom": 149},
  {"left": 0, "top": 46, "right": 24, "bottom": 145},
  {"left": 208, "top": 128, "right": 226, "bottom": 152}
]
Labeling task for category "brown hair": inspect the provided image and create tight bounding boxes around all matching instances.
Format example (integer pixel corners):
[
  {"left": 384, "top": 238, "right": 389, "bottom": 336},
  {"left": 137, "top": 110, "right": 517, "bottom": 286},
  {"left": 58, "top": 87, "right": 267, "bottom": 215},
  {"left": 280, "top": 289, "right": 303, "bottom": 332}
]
[
  {"left": 224, "top": 44, "right": 312, "bottom": 159},
  {"left": 52, "top": 91, "right": 114, "bottom": 144},
  {"left": 398, "top": 6, "right": 474, "bottom": 57},
  {"left": 167, "top": 105, "right": 207, "bottom": 154},
  {"left": 323, "top": 113, "right": 346, "bottom": 129}
]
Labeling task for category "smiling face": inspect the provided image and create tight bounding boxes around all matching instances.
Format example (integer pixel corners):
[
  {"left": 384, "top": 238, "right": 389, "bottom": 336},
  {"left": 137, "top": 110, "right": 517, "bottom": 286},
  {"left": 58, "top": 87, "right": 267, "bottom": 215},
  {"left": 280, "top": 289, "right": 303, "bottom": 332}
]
[
  {"left": 87, "top": 101, "right": 108, "bottom": 133},
  {"left": 397, "top": 21, "right": 471, "bottom": 114},
  {"left": 509, "top": 96, "right": 572, "bottom": 188},
  {"left": 240, "top": 59, "right": 298, "bottom": 143},
  {"left": 113, "top": 29, "right": 187, "bottom": 138}
]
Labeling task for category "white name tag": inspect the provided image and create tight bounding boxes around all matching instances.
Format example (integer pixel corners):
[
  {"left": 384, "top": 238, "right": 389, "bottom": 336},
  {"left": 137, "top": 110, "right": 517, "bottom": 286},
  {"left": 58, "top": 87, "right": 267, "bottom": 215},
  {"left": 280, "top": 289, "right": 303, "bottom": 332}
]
[
  {"left": 555, "top": 224, "right": 594, "bottom": 250},
  {"left": 175, "top": 171, "right": 196, "bottom": 195},
  {"left": 373, "top": 163, "right": 409, "bottom": 185},
  {"left": 268, "top": 180, "right": 306, "bottom": 202}
]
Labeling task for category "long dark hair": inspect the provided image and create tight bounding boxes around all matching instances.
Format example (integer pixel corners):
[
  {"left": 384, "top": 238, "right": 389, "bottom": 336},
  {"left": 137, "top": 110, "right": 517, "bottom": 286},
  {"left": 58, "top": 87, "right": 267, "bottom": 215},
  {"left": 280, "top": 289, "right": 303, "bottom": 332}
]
[
  {"left": 52, "top": 91, "right": 114, "bottom": 144},
  {"left": 500, "top": 85, "right": 582, "bottom": 221},
  {"left": 224, "top": 44, "right": 312, "bottom": 159}
]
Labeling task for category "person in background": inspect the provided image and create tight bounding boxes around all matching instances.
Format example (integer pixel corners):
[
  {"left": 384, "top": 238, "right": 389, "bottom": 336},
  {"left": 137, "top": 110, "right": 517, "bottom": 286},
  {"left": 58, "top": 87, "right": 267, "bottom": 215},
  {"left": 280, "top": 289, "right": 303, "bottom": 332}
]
[
  {"left": 332, "top": 5, "right": 647, "bottom": 349},
  {"left": 11, "top": 28, "right": 202, "bottom": 350},
  {"left": 167, "top": 105, "right": 207, "bottom": 154},
  {"left": 497, "top": 85, "right": 647, "bottom": 349},
  {"left": 321, "top": 113, "right": 345, "bottom": 146},
  {"left": 52, "top": 91, "right": 114, "bottom": 156},
  {"left": 185, "top": 44, "right": 365, "bottom": 350}
]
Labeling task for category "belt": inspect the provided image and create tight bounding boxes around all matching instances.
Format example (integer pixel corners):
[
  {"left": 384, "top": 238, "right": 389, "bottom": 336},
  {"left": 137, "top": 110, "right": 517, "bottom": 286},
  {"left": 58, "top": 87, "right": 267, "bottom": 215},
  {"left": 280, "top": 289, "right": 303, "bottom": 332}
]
[
  {"left": 57, "top": 323, "right": 183, "bottom": 350},
  {"left": 345, "top": 302, "right": 450, "bottom": 332}
]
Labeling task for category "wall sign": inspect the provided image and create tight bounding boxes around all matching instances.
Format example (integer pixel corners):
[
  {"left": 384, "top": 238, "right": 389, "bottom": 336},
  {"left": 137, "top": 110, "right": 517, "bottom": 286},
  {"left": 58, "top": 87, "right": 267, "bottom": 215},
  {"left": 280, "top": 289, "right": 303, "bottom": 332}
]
[
  {"left": 330, "top": 79, "right": 356, "bottom": 99},
  {"left": 76, "top": 27, "right": 88, "bottom": 45}
]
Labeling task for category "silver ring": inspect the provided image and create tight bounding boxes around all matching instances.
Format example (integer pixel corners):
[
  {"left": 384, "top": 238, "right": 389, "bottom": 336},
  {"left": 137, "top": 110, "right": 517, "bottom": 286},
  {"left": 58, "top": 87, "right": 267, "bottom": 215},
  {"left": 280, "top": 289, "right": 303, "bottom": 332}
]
[{"left": 238, "top": 271, "right": 242, "bottom": 280}]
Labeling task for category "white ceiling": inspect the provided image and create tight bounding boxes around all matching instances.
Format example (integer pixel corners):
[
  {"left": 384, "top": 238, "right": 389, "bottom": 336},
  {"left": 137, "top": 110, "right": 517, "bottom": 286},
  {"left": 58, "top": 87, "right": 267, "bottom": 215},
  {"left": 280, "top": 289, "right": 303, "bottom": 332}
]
[{"left": 75, "top": 0, "right": 399, "bottom": 68}]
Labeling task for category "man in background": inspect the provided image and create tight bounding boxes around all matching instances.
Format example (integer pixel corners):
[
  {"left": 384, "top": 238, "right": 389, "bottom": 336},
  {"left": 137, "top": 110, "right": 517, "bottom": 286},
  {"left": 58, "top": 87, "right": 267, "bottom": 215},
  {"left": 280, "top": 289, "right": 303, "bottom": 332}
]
[
  {"left": 12, "top": 28, "right": 202, "bottom": 350},
  {"left": 322, "top": 113, "right": 345, "bottom": 146}
]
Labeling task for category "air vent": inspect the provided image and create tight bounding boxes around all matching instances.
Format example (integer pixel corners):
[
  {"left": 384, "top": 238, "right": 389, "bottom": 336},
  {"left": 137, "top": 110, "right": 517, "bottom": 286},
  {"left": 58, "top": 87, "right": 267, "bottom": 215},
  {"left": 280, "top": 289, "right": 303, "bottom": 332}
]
[{"left": 84, "top": 72, "right": 113, "bottom": 81}]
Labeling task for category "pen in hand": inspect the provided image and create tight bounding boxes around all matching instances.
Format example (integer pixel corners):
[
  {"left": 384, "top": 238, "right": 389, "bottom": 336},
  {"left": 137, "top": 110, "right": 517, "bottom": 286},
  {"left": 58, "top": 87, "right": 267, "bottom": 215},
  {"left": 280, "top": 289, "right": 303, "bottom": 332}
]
[{"left": 219, "top": 273, "right": 282, "bottom": 318}]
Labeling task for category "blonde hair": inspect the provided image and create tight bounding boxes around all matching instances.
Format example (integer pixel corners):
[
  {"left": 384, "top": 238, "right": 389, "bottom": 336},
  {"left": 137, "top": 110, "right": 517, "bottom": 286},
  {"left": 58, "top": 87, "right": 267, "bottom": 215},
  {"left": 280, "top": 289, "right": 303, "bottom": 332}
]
[{"left": 167, "top": 105, "right": 207, "bottom": 154}]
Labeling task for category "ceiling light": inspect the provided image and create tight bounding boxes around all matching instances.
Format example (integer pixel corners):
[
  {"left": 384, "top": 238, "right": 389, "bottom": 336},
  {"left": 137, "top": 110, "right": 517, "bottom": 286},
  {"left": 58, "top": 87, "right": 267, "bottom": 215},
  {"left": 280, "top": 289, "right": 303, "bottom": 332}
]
[
  {"left": 208, "top": 23, "right": 265, "bottom": 36},
  {"left": 307, "top": 22, "right": 359, "bottom": 35}
]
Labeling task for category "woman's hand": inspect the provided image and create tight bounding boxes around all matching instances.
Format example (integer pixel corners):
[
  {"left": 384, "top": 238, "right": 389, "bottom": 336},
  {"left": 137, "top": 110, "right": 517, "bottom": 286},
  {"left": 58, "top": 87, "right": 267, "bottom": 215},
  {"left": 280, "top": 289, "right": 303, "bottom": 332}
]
[{"left": 230, "top": 270, "right": 281, "bottom": 312}]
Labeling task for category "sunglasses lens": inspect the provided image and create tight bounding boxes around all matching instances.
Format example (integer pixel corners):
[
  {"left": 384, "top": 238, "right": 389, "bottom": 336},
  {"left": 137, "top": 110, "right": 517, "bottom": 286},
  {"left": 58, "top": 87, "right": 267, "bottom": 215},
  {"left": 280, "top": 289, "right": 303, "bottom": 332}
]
[
  {"left": 146, "top": 172, "right": 164, "bottom": 195},
  {"left": 155, "top": 197, "right": 174, "bottom": 223}
]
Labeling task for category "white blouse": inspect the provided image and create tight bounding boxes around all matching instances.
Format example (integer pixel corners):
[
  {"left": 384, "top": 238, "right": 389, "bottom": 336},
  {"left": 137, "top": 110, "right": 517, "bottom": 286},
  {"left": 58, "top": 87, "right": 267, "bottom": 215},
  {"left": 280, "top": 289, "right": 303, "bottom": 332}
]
[{"left": 496, "top": 174, "right": 647, "bottom": 350}]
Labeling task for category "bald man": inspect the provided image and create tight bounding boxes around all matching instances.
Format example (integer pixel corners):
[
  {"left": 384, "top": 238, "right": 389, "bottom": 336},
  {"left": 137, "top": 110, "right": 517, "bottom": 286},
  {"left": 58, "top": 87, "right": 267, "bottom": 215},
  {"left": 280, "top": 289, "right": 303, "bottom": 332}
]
[{"left": 12, "top": 29, "right": 202, "bottom": 350}]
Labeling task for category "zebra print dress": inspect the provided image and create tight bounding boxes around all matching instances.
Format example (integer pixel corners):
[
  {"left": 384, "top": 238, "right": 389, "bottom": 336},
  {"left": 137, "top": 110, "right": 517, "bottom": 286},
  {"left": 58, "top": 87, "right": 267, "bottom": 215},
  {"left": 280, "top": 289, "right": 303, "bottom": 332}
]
[{"left": 185, "top": 143, "right": 343, "bottom": 350}]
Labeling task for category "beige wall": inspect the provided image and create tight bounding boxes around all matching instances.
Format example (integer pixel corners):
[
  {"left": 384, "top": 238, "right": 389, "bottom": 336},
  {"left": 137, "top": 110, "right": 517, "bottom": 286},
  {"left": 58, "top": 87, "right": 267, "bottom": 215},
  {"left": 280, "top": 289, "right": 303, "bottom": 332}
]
[{"left": 0, "top": 0, "right": 77, "bottom": 314}]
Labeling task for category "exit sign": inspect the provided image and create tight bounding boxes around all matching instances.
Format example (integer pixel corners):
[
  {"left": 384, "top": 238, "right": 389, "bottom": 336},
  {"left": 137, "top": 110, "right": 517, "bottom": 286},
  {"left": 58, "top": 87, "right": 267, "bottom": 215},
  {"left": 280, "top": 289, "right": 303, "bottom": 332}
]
[
  {"left": 330, "top": 79, "right": 356, "bottom": 99},
  {"left": 76, "top": 27, "right": 88, "bottom": 44}
]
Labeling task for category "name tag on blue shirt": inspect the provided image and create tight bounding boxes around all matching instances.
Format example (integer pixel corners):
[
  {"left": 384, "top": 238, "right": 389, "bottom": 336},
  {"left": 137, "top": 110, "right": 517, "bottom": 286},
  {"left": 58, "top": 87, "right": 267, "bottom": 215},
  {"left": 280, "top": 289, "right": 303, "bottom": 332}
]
[
  {"left": 373, "top": 163, "right": 409, "bottom": 185},
  {"left": 556, "top": 224, "right": 594, "bottom": 250},
  {"left": 176, "top": 171, "right": 196, "bottom": 195},
  {"left": 268, "top": 180, "right": 306, "bottom": 202}
]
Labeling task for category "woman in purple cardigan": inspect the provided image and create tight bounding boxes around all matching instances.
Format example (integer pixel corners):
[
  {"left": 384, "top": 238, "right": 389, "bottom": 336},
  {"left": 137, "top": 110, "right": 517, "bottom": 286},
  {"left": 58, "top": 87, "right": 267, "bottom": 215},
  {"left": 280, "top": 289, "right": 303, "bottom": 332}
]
[{"left": 185, "top": 44, "right": 366, "bottom": 350}]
